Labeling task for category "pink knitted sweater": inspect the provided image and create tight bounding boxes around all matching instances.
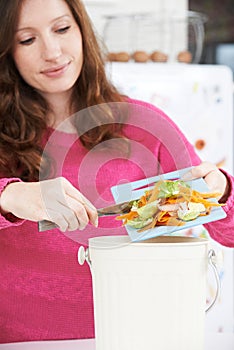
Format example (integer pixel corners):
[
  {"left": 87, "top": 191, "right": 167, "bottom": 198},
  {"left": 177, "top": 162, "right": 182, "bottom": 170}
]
[{"left": 0, "top": 99, "right": 234, "bottom": 343}]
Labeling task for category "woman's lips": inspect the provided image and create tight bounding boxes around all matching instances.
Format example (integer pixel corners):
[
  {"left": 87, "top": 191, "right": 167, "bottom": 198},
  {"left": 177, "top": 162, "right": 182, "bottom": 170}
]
[{"left": 41, "top": 62, "right": 70, "bottom": 78}]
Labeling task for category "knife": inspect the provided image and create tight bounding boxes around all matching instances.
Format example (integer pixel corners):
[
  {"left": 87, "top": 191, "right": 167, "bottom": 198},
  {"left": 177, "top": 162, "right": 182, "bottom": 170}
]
[{"left": 38, "top": 200, "right": 134, "bottom": 232}]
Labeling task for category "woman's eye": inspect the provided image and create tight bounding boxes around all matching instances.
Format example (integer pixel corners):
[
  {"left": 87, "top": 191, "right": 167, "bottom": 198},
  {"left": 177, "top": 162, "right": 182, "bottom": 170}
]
[
  {"left": 56, "top": 26, "right": 71, "bottom": 34},
  {"left": 19, "top": 37, "right": 35, "bottom": 45}
]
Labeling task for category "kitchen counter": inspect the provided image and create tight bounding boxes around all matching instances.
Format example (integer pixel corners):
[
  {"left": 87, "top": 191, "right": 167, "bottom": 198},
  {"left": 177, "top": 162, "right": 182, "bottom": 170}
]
[{"left": 1, "top": 333, "right": 233, "bottom": 350}]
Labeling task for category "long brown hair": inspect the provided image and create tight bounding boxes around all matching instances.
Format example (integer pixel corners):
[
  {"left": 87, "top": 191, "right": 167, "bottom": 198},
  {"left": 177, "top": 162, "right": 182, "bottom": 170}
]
[{"left": 0, "top": 0, "right": 125, "bottom": 181}]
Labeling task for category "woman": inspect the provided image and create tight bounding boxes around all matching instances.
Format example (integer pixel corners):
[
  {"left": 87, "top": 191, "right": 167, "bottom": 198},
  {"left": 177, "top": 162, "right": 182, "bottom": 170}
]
[{"left": 0, "top": 0, "right": 233, "bottom": 344}]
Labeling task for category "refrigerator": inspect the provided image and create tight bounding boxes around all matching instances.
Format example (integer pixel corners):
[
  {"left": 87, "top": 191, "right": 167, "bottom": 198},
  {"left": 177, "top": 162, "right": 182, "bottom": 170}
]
[{"left": 106, "top": 62, "right": 234, "bottom": 332}]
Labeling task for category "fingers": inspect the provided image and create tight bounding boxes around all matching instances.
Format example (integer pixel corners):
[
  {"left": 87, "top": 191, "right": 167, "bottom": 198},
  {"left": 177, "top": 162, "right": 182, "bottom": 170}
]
[
  {"left": 41, "top": 177, "right": 98, "bottom": 232},
  {"left": 82, "top": 200, "right": 98, "bottom": 228},
  {"left": 62, "top": 178, "right": 98, "bottom": 228},
  {"left": 64, "top": 196, "right": 90, "bottom": 230},
  {"left": 46, "top": 200, "right": 90, "bottom": 232},
  {"left": 203, "top": 169, "right": 228, "bottom": 199},
  {"left": 181, "top": 162, "right": 217, "bottom": 181},
  {"left": 181, "top": 162, "right": 228, "bottom": 200},
  {"left": 45, "top": 208, "right": 72, "bottom": 232}
]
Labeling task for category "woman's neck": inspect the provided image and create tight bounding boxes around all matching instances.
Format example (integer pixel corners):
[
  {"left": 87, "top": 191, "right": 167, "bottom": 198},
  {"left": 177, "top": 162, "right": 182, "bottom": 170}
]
[{"left": 44, "top": 91, "right": 77, "bottom": 132}]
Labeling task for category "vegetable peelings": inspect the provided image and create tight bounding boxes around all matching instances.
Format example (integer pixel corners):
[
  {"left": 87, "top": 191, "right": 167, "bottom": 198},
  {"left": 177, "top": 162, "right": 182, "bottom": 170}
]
[{"left": 116, "top": 179, "right": 223, "bottom": 233}]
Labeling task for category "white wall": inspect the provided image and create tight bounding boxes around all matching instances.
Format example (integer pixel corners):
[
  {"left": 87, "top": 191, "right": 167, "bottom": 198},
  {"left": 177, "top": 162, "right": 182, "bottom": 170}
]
[
  {"left": 84, "top": 0, "right": 187, "bottom": 14},
  {"left": 84, "top": 0, "right": 188, "bottom": 38}
]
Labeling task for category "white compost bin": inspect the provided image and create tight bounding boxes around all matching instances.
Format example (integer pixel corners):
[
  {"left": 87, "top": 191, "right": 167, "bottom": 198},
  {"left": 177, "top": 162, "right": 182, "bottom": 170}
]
[{"left": 78, "top": 235, "right": 219, "bottom": 350}]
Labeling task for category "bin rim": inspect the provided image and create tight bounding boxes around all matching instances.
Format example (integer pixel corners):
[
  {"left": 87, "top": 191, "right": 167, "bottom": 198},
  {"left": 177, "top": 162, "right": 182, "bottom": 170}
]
[{"left": 88, "top": 235, "right": 209, "bottom": 249}]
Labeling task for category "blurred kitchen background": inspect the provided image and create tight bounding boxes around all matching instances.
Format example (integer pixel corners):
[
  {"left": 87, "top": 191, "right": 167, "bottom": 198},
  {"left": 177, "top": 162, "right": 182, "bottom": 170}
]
[{"left": 83, "top": 0, "right": 234, "bottom": 334}]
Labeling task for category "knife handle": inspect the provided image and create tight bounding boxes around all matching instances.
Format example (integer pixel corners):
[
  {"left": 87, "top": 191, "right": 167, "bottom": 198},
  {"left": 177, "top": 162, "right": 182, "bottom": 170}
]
[
  {"left": 38, "top": 210, "right": 105, "bottom": 232},
  {"left": 38, "top": 220, "right": 58, "bottom": 232}
]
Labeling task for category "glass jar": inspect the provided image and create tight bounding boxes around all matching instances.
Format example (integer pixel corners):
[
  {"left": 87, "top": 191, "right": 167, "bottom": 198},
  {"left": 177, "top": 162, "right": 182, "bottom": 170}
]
[
  {"left": 102, "top": 11, "right": 207, "bottom": 64},
  {"left": 170, "top": 11, "right": 208, "bottom": 63}
]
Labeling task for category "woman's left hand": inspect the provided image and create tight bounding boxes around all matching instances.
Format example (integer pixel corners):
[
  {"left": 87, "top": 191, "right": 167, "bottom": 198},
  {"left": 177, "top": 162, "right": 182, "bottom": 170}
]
[{"left": 182, "top": 161, "right": 230, "bottom": 202}]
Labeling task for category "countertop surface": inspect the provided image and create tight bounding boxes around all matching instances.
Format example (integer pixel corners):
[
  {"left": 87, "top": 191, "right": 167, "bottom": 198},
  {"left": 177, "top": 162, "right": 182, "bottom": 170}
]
[{"left": 0, "top": 333, "right": 234, "bottom": 350}]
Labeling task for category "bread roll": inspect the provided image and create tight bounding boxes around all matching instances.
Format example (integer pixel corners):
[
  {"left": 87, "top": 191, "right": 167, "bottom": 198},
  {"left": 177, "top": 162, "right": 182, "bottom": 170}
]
[
  {"left": 106, "top": 52, "right": 117, "bottom": 62},
  {"left": 150, "top": 51, "right": 168, "bottom": 62},
  {"left": 177, "top": 51, "right": 192, "bottom": 63},
  {"left": 132, "top": 51, "right": 149, "bottom": 63},
  {"left": 115, "top": 52, "right": 130, "bottom": 62}
]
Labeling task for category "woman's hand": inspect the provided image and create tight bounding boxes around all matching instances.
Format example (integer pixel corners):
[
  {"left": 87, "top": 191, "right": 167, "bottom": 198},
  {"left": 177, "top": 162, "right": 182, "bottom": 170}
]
[
  {"left": 0, "top": 177, "right": 98, "bottom": 231},
  {"left": 182, "top": 161, "right": 230, "bottom": 202}
]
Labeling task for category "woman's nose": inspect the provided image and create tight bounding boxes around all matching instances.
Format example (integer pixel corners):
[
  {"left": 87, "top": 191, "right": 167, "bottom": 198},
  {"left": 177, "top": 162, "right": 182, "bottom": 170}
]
[{"left": 41, "top": 35, "right": 62, "bottom": 61}]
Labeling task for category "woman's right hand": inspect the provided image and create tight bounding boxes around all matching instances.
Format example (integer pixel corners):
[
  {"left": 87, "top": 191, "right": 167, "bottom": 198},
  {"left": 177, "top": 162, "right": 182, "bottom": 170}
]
[{"left": 0, "top": 177, "right": 98, "bottom": 231}]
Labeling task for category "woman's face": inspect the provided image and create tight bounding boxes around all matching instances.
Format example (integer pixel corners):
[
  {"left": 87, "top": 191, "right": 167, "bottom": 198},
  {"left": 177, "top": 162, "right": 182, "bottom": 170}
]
[{"left": 12, "top": 0, "right": 83, "bottom": 98}]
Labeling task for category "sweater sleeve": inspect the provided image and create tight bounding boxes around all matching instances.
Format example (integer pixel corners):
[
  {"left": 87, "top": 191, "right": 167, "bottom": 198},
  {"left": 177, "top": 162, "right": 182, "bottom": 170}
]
[
  {"left": 0, "top": 178, "right": 26, "bottom": 228},
  {"left": 203, "top": 170, "right": 234, "bottom": 248}
]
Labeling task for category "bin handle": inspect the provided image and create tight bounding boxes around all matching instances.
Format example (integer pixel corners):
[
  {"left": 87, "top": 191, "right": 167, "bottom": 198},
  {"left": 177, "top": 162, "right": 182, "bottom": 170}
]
[
  {"left": 205, "top": 249, "right": 221, "bottom": 313},
  {"left": 78, "top": 246, "right": 91, "bottom": 268}
]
